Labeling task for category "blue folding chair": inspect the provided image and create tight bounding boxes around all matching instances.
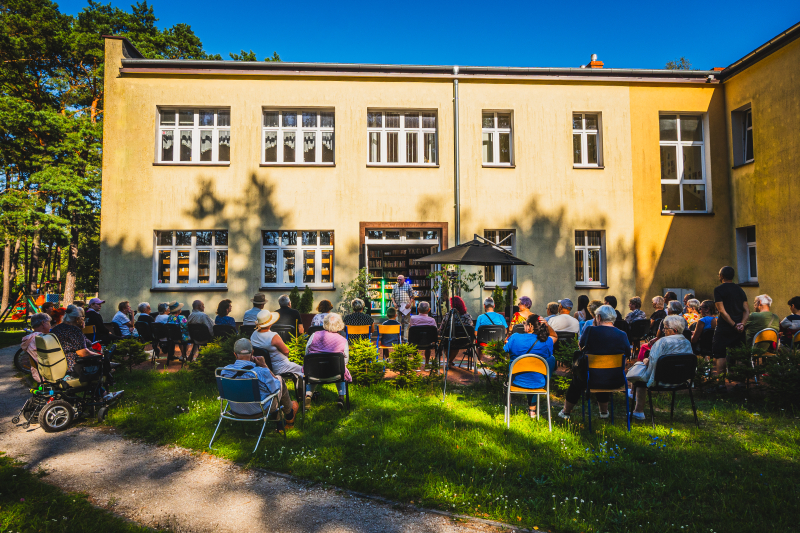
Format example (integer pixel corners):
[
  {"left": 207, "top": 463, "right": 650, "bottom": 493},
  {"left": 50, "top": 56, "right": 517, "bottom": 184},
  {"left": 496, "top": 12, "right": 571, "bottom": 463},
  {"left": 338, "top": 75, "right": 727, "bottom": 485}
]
[{"left": 209, "top": 367, "right": 286, "bottom": 453}]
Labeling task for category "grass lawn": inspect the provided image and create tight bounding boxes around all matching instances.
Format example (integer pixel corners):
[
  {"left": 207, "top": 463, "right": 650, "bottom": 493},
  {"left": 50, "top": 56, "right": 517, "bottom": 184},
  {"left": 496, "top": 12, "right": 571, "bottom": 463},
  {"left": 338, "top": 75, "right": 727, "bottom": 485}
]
[
  {"left": 98, "top": 368, "right": 800, "bottom": 533},
  {"left": 0, "top": 452, "right": 153, "bottom": 532}
]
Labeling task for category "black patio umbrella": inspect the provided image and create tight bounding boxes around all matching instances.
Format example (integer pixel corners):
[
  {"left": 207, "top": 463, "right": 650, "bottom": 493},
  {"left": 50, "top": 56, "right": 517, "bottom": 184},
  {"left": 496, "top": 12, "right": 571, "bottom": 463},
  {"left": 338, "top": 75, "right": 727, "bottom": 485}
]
[{"left": 414, "top": 236, "right": 533, "bottom": 266}]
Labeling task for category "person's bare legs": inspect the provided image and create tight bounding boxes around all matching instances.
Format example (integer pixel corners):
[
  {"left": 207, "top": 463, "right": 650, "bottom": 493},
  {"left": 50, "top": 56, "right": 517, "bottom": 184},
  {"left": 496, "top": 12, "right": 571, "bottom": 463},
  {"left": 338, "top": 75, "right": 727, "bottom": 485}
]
[{"left": 633, "top": 386, "right": 647, "bottom": 413}]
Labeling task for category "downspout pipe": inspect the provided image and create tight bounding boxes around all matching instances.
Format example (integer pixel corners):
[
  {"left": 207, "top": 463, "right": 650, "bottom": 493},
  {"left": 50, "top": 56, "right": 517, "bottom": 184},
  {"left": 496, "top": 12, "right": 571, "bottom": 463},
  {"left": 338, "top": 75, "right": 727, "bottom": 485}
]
[{"left": 453, "top": 66, "right": 460, "bottom": 246}]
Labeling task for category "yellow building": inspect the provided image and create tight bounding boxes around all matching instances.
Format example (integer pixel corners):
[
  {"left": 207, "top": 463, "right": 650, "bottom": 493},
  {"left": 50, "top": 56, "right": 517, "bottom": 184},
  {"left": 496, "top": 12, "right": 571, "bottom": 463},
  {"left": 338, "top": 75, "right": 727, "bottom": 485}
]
[{"left": 99, "top": 21, "right": 799, "bottom": 321}]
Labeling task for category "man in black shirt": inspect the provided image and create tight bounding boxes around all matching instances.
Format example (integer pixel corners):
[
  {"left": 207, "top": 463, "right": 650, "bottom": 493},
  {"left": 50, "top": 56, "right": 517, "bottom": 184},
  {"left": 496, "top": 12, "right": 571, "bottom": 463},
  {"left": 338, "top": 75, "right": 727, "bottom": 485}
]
[
  {"left": 84, "top": 297, "right": 121, "bottom": 342},
  {"left": 274, "top": 294, "right": 304, "bottom": 336},
  {"left": 712, "top": 266, "right": 750, "bottom": 385}
]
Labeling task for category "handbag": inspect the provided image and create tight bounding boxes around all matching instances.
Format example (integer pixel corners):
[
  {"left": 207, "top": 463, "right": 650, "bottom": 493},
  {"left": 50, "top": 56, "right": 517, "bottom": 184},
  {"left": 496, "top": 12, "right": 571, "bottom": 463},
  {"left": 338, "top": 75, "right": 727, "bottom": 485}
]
[{"left": 626, "top": 361, "right": 648, "bottom": 382}]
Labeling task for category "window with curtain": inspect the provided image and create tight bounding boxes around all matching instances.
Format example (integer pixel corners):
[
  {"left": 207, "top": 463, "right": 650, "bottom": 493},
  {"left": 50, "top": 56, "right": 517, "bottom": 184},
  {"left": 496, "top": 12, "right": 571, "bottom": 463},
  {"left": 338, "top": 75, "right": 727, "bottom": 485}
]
[
  {"left": 367, "top": 110, "right": 437, "bottom": 165},
  {"left": 262, "top": 109, "right": 335, "bottom": 164},
  {"left": 574, "top": 230, "right": 604, "bottom": 286},
  {"left": 153, "top": 230, "right": 228, "bottom": 287},
  {"left": 261, "top": 230, "right": 334, "bottom": 287},
  {"left": 158, "top": 109, "right": 230, "bottom": 163}
]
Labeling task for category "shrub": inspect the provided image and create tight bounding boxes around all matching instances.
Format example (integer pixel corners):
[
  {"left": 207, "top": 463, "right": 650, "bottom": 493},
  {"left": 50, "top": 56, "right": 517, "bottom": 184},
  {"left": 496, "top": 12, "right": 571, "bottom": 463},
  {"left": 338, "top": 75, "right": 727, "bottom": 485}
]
[
  {"left": 481, "top": 340, "right": 510, "bottom": 391},
  {"left": 553, "top": 334, "right": 579, "bottom": 391},
  {"left": 491, "top": 286, "right": 505, "bottom": 316},
  {"left": 694, "top": 356, "right": 721, "bottom": 389},
  {"left": 189, "top": 334, "right": 242, "bottom": 382},
  {"left": 286, "top": 333, "right": 309, "bottom": 365},
  {"left": 762, "top": 348, "right": 800, "bottom": 409},
  {"left": 288, "top": 286, "right": 302, "bottom": 309},
  {"left": 112, "top": 339, "right": 148, "bottom": 372},
  {"left": 725, "top": 344, "right": 761, "bottom": 385},
  {"left": 338, "top": 267, "right": 370, "bottom": 314},
  {"left": 299, "top": 286, "right": 314, "bottom": 314},
  {"left": 348, "top": 338, "right": 386, "bottom": 385},
  {"left": 387, "top": 343, "right": 423, "bottom": 388}
]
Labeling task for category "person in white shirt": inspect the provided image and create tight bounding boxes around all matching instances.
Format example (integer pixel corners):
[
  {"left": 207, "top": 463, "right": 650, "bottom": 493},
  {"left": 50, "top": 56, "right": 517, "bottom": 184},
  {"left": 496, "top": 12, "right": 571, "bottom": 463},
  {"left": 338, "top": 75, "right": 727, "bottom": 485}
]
[
  {"left": 243, "top": 293, "right": 266, "bottom": 326},
  {"left": 112, "top": 301, "right": 136, "bottom": 337},
  {"left": 548, "top": 298, "right": 581, "bottom": 333}
]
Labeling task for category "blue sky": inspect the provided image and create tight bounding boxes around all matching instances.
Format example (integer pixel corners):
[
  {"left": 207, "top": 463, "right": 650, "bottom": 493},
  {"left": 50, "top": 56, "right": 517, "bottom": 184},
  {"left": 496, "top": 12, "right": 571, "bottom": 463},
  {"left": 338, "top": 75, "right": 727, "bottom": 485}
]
[{"left": 58, "top": 0, "right": 799, "bottom": 69}]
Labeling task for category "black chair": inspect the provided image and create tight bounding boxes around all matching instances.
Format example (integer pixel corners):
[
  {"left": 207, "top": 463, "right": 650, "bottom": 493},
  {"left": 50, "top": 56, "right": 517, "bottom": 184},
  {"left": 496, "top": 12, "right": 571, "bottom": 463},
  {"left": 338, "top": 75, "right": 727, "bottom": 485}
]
[
  {"left": 307, "top": 325, "right": 324, "bottom": 335},
  {"left": 164, "top": 323, "right": 188, "bottom": 367},
  {"left": 408, "top": 325, "right": 439, "bottom": 349},
  {"left": 614, "top": 317, "right": 630, "bottom": 336},
  {"left": 698, "top": 327, "right": 715, "bottom": 357},
  {"left": 628, "top": 319, "right": 651, "bottom": 352},
  {"left": 239, "top": 324, "right": 256, "bottom": 337},
  {"left": 476, "top": 325, "right": 506, "bottom": 346},
  {"left": 440, "top": 326, "right": 476, "bottom": 370},
  {"left": 553, "top": 331, "right": 579, "bottom": 361},
  {"left": 187, "top": 323, "right": 214, "bottom": 355},
  {"left": 633, "top": 353, "right": 699, "bottom": 429},
  {"left": 510, "top": 324, "right": 525, "bottom": 336},
  {"left": 149, "top": 322, "right": 171, "bottom": 367},
  {"left": 135, "top": 320, "right": 155, "bottom": 347},
  {"left": 149, "top": 311, "right": 159, "bottom": 319},
  {"left": 213, "top": 324, "right": 238, "bottom": 338},
  {"left": 649, "top": 318, "right": 663, "bottom": 338},
  {"left": 304, "top": 351, "right": 349, "bottom": 411},
  {"left": 180, "top": 310, "right": 190, "bottom": 317},
  {"left": 107, "top": 322, "right": 123, "bottom": 338},
  {"left": 253, "top": 347, "right": 304, "bottom": 406},
  {"left": 271, "top": 324, "right": 295, "bottom": 344}
]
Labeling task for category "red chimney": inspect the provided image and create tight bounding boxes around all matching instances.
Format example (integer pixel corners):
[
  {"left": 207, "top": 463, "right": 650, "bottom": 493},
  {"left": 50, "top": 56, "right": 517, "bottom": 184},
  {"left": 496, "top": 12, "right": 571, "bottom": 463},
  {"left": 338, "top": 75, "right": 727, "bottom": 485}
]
[{"left": 589, "top": 54, "right": 604, "bottom": 68}]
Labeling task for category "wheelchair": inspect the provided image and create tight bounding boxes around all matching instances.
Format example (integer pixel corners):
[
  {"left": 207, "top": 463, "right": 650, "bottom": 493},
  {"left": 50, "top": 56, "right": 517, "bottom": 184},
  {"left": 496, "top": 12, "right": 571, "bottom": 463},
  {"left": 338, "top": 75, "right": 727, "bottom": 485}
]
[{"left": 12, "top": 333, "right": 124, "bottom": 432}]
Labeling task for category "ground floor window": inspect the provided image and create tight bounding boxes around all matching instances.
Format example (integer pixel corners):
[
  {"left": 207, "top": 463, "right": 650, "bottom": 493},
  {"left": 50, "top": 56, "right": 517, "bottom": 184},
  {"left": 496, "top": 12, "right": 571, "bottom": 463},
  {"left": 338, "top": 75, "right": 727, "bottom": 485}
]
[
  {"left": 262, "top": 230, "right": 334, "bottom": 287},
  {"left": 574, "top": 230, "right": 605, "bottom": 286},
  {"left": 483, "top": 230, "right": 515, "bottom": 288},
  {"left": 153, "top": 230, "right": 228, "bottom": 287}
]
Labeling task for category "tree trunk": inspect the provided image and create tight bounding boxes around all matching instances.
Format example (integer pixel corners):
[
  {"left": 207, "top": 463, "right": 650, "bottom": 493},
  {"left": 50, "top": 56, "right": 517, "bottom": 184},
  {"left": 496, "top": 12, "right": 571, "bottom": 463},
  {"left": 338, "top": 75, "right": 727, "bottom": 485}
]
[
  {"left": 30, "top": 227, "right": 41, "bottom": 293},
  {"left": 56, "top": 245, "right": 61, "bottom": 282},
  {"left": 63, "top": 225, "right": 79, "bottom": 306},
  {"left": 2, "top": 240, "right": 10, "bottom": 311},
  {"left": 40, "top": 243, "right": 52, "bottom": 287}
]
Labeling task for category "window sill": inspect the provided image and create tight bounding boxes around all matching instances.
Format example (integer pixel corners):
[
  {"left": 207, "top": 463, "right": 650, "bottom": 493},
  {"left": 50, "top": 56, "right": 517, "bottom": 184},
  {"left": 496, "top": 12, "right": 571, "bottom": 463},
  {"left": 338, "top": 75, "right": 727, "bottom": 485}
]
[
  {"left": 150, "top": 286, "right": 229, "bottom": 292},
  {"left": 260, "top": 163, "right": 335, "bottom": 167},
  {"left": 573, "top": 165, "right": 604, "bottom": 169},
  {"left": 153, "top": 162, "right": 231, "bottom": 167},
  {"left": 738, "top": 281, "right": 759, "bottom": 287},
  {"left": 575, "top": 284, "right": 609, "bottom": 289},
  {"left": 732, "top": 161, "right": 754, "bottom": 169},
  {"left": 482, "top": 164, "right": 515, "bottom": 169},
  {"left": 260, "top": 285, "right": 336, "bottom": 291},
  {"left": 366, "top": 164, "right": 439, "bottom": 168},
  {"left": 661, "top": 211, "right": 714, "bottom": 216}
]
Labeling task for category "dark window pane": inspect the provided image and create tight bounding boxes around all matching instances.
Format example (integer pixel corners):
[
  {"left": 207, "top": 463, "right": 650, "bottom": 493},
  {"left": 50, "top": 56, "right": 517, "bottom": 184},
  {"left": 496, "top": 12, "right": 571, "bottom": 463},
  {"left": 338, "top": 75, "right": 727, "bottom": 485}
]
[
  {"left": 574, "top": 231, "right": 583, "bottom": 247},
  {"left": 283, "top": 112, "right": 297, "bottom": 128},
  {"left": 322, "top": 132, "right": 334, "bottom": 163},
  {"left": 264, "top": 111, "right": 279, "bottom": 128},
  {"left": 659, "top": 115, "right": 677, "bottom": 141},
  {"left": 303, "top": 250, "right": 315, "bottom": 283},
  {"left": 197, "top": 250, "right": 210, "bottom": 283},
  {"left": 386, "top": 231, "right": 400, "bottom": 240},
  {"left": 177, "top": 250, "right": 190, "bottom": 283},
  {"left": 302, "top": 231, "right": 318, "bottom": 245},
  {"left": 587, "top": 249, "right": 601, "bottom": 282},
  {"left": 573, "top": 134, "right": 581, "bottom": 164},
  {"left": 386, "top": 113, "right": 400, "bottom": 128},
  {"left": 499, "top": 133, "right": 511, "bottom": 163},
  {"left": 160, "top": 110, "right": 175, "bottom": 126},
  {"left": 180, "top": 130, "right": 192, "bottom": 161},
  {"left": 176, "top": 231, "right": 192, "bottom": 245},
  {"left": 302, "top": 112, "right": 316, "bottom": 128},
  {"left": 368, "top": 132, "right": 380, "bottom": 163},
  {"left": 216, "top": 251, "right": 228, "bottom": 283},
  {"left": 321, "top": 112, "right": 334, "bottom": 128},
  {"left": 303, "top": 132, "right": 316, "bottom": 162},
  {"left": 265, "top": 131, "right": 277, "bottom": 162},
  {"left": 200, "top": 130, "right": 213, "bottom": 161},
  {"left": 284, "top": 250, "right": 296, "bottom": 284},
  {"left": 262, "top": 231, "right": 280, "bottom": 246},
  {"left": 745, "top": 130, "right": 754, "bottom": 161},
  {"left": 746, "top": 226, "right": 756, "bottom": 242},
  {"left": 264, "top": 250, "right": 277, "bottom": 283},
  {"left": 387, "top": 132, "right": 398, "bottom": 163},
  {"left": 218, "top": 130, "right": 230, "bottom": 162},
  {"left": 682, "top": 146, "right": 703, "bottom": 180},
  {"left": 196, "top": 231, "right": 212, "bottom": 246},
  {"left": 319, "top": 231, "right": 334, "bottom": 245},
  {"left": 572, "top": 114, "right": 582, "bottom": 130},
  {"left": 660, "top": 146, "right": 678, "bottom": 181},
  {"left": 214, "top": 231, "right": 228, "bottom": 245},
  {"left": 575, "top": 250, "right": 584, "bottom": 282},
  {"left": 587, "top": 134, "right": 598, "bottom": 164},
  {"left": 406, "top": 132, "right": 417, "bottom": 163},
  {"left": 321, "top": 250, "right": 332, "bottom": 283},
  {"left": 424, "top": 133, "right": 436, "bottom": 164},
  {"left": 199, "top": 110, "right": 214, "bottom": 126},
  {"left": 661, "top": 184, "right": 681, "bottom": 211},
  {"left": 283, "top": 132, "right": 296, "bottom": 162},
  {"left": 587, "top": 231, "right": 601, "bottom": 246},
  {"left": 217, "top": 111, "right": 230, "bottom": 127},
  {"left": 483, "top": 133, "right": 493, "bottom": 163},
  {"left": 497, "top": 113, "right": 511, "bottom": 129},
  {"left": 585, "top": 114, "right": 598, "bottom": 130},
  {"left": 367, "top": 230, "right": 383, "bottom": 239},
  {"left": 406, "top": 231, "right": 421, "bottom": 240},
  {"left": 484, "top": 230, "right": 497, "bottom": 243},
  {"left": 422, "top": 231, "right": 437, "bottom": 240},
  {"left": 179, "top": 110, "right": 194, "bottom": 126},
  {"left": 422, "top": 113, "right": 436, "bottom": 128},
  {"left": 682, "top": 184, "right": 706, "bottom": 211},
  {"left": 498, "top": 230, "right": 514, "bottom": 245},
  {"left": 157, "top": 231, "right": 173, "bottom": 246},
  {"left": 404, "top": 113, "right": 419, "bottom": 128},
  {"left": 281, "top": 231, "right": 297, "bottom": 246},
  {"left": 500, "top": 264, "right": 513, "bottom": 283},
  {"left": 748, "top": 246, "right": 757, "bottom": 277},
  {"left": 484, "top": 265, "right": 495, "bottom": 283},
  {"left": 158, "top": 250, "right": 171, "bottom": 284},
  {"left": 161, "top": 130, "right": 174, "bottom": 161},
  {"left": 367, "top": 112, "right": 382, "bottom": 128}
]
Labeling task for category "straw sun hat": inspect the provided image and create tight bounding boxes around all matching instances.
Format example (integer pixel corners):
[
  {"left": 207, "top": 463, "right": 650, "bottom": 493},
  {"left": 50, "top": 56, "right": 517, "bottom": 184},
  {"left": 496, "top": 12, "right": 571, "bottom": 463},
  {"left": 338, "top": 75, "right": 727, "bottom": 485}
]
[{"left": 256, "top": 309, "right": 280, "bottom": 330}]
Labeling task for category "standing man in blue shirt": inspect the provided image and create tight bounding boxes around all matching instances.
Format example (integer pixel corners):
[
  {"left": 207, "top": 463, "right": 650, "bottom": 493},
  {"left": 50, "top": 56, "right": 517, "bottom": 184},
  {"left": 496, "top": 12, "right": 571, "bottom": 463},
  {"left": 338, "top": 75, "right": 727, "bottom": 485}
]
[{"left": 391, "top": 275, "right": 415, "bottom": 342}]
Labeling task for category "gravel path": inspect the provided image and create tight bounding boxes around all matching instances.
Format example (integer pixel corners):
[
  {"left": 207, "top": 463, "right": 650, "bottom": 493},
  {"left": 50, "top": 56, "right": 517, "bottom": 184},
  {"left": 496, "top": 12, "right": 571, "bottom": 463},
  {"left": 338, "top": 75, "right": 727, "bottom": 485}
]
[{"left": 0, "top": 345, "right": 517, "bottom": 533}]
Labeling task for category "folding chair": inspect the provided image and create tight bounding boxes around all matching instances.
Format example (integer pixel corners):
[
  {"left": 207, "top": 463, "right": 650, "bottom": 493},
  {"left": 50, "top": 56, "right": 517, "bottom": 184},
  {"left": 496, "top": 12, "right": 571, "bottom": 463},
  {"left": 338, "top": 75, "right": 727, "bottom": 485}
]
[
  {"left": 134, "top": 321, "right": 156, "bottom": 360},
  {"left": 698, "top": 327, "right": 715, "bottom": 358},
  {"left": 632, "top": 353, "right": 699, "bottom": 429},
  {"left": 271, "top": 324, "right": 295, "bottom": 344},
  {"left": 408, "top": 325, "right": 438, "bottom": 368},
  {"left": 582, "top": 353, "right": 630, "bottom": 432},
  {"left": 649, "top": 318, "right": 663, "bottom": 339},
  {"left": 239, "top": 324, "right": 256, "bottom": 337},
  {"left": 345, "top": 325, "right": 372, "bottom": 343},
  {"left": 164, "top": 323, "right": 188, "bottom": 367},
  {"left": 375, "top": 324, "right": 402, "bottom": 362},
  {"left": 252, "top": 347, "right": 304, "bottom": 421},
  {"left": 212, "top": 324, "right": 238, "bottom": 338},
  {"left": 751, "top": 328, "right": 780, "bottom": 384},
  {"left": 476, "top": 324, "right": 506, "bottom": 372},
  {"left": 510, "top": 324, "right": 526, "bottom": 336},
  {"left": 307, "top": 325, "right": 324, "bottom": 335},
  {"left": 628, "top": 319, "right": 651, "bottom": 352},
  {"left": 209, "top": 367, "right": 285, "bottom": 453},
  {"left": 82, "top": 325, "right": 97, "bottom": 344},
  {"left": 304, "top": 352, "right": 350, "bottom": 412},
  {"left": 150, "top": 322, "right": 171, "bottom": 368},
  {"left": 506, "top": 354, "right": 552, "bottom": 432},
  {"left": 107, "top": 322, "right": 123, "bottom": 338}
]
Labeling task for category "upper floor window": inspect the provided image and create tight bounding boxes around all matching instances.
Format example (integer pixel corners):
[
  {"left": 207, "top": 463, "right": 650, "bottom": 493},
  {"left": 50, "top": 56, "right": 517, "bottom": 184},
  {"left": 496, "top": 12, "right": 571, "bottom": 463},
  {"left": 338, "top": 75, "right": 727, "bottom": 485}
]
[
  {"left": 483, "top": 230, "right": 515, "bottom": 287},
  {"left": 575, "top": 230, "right": 605, "bottom": 286},
  {"left": 659, "top": 114, "right": 707, "bottom": 212},
  {"left": 482, "top": 112, "right": 513, "bottom": 165},
  {"left": 262, "top": 230, "right": 334, "bottom": 288},
  {"left": 731, "top": 105, "right": 754, "bottom": 166},
  {"left": 263, "top": 109, "right": 334, "bottom": 165},
  {"left": 573, "top": 113, "right": 602, "bottom": 167},
  {"left": 154, "top": 230, "right": 228, "bottom": 287},
  {"left": 158, "top": 109, "right": 230, "bottom": 164},
  {"left": 367, "top": 110, "right": 437, "bottom": 166}
]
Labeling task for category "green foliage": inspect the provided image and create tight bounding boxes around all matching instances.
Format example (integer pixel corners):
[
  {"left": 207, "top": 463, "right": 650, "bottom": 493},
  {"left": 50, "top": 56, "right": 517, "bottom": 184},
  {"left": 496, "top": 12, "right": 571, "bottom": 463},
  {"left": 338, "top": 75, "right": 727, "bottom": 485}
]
[
  {"left": 427, "top": 266, "right": 484, "bottom": 315},
  {"left": 387, "top": 343, "right": 423, "bottom": 388},
  {"left": 338, "top": 267, "right": 370, "bottom": 314},
  {"left": 694, "top": 356, "right": 721, "bottom": 389},
  {"left": 348, "top": 338, "right": 386, "bottom": 385},
  {"left": 491, "top": 286, "right": 505, "bottom": 316},
  {"left": 299, "top": 285, "right": 314, "bottom": 314},
  {"left": 762, "top": 348, "right": 800, "bottom": 409},
  {"left": 189, "top": 334, "right": 241, "bottom": 382},
  {"left": 230, "top": 49, "right": 281, "bottom": 61},
  {"left": 665, "top": 56, "right": 692, "bottom": 70},
  {"left": 286, "top": 333, "right": 308, "bottom": 365},
  {"left": 111, "top": 338, "right": 147, "bottom": 372},
  {"left": 480, "top": 340, "right": 510, "bottom": 391},
  {"left": 725, "top": 344, "right": 761, "bottom": 385},
  {"left": 0, "top": 452, "right": 152, "bottom": 533},
  {"left": 288, "top": 286, "right": 301, "bottom": 310},
  {"left": 553, "top": 333, "right": 579, "bottom": 391}
]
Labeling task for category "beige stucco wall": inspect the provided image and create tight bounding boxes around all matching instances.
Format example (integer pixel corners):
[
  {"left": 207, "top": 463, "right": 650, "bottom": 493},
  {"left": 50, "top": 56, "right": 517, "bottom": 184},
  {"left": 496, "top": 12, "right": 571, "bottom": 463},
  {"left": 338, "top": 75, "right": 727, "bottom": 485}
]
[
  {"left": 723, "top": 38, "right": 800, "bottom": 312},
  {"left": 100, "top": 37, "right": 743, "bottom": 321}
]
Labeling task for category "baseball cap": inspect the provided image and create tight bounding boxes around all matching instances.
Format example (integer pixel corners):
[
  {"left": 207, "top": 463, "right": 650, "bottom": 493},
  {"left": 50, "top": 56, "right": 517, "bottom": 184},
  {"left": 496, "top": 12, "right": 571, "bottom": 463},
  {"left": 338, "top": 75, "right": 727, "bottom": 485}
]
[
  {"left": 233, "top": 338, "right": 253, "bottom": 356},
  {"left": 559, "top": 298, "right": 574, "bottom": 309},
  {"left": 89, "top": 298, "right": 105, "bottom": 305}
]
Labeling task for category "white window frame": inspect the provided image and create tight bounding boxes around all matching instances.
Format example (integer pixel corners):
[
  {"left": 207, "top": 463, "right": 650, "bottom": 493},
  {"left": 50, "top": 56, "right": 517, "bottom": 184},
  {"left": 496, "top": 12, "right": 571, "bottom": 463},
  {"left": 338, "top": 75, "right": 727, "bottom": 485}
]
[
  {"left": 261, "top": 109, "right": 335, "bottom": 165},
  {"left": 261, "top": 230, "right": 334, "bottom": 288},
  {"left": 153, "top": 230, "right": 228, "bottom": 288},
  {"left": 157, "top": 108, "right": 230, "bottom": 164},
  {"left": 659, "top": 113, "right": 709, "bottom": 213},
  {"left": 743, "top": 108, "right": 754, "bottom": 164},
  {"left": 482, "top": 111, "right": 513, "bottom": 166},
  {"left": 366, "top": 110, "right": 438, "bottom": 166},
  {"left": 572, "top": 112, "right": 603, "bottom": 168},
  {"left": 746, "top": 234, "right": 757, "bottom": 282},
  {"left": 482, "top": 230, "right": 515, "bottom": 288},
  {"left": 574, "top": 230, "right": 605, "bottom": 287}
]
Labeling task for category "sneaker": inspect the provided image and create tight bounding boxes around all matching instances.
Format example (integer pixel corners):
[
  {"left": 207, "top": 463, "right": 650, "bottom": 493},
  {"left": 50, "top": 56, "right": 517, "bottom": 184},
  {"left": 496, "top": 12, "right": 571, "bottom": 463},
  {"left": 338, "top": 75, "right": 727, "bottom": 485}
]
[
  {"left": 557, "top": 409, "right": 570, "bottom": 420},
  {"left": 631, "top": 411, "right": 646, "bottom": 421},
  {"left": 103, "top": 391, "right": 124, "bottom": 401},
  {"left": 337, "top": 395, "right": 346, "bottom": 409},
  {"left": 599, "top": 411, "right": 610, "bottom": 419},
  {"left": 109, "top": 362, "right": 123, "bottom": 370}
]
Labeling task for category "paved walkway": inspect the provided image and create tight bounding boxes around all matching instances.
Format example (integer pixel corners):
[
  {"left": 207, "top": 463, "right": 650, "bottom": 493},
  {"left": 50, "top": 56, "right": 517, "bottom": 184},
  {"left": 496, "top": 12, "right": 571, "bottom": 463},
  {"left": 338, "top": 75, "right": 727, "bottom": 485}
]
[{"left": 0, "top": 345, "right": 513, "bottom": 533}]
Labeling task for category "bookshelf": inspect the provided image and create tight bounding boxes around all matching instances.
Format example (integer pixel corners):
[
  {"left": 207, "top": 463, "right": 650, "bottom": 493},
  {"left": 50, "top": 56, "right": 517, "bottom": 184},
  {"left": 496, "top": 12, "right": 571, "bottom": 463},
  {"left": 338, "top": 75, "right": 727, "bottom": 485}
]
[{"left": 367, "top": 245, "right": 436, "bottom": 315}]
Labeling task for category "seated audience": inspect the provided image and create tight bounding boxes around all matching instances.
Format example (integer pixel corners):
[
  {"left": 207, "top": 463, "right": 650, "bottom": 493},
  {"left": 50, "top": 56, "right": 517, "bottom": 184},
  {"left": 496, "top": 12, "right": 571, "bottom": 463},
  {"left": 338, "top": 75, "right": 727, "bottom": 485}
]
[
  {"left": 580, "top": 300, "right": 604, "bottom": 336},
  {"left": 166, "top": 301, "right": 190, "bottom": 361},
  {"left": 186, "top": 300, "right": 215, "bottom": 358},
  {"left": 664, "top": 291, "right": 678, "bottom": 307},
  {"left": 20, "top": 312, "right": 52, "bottom": 383},
  {"left": 220, "top": 339, "right": 298, "bottom": 425},
  {"left": 744, "top": 294, "right": 780, "bottom": 346},
  {"left": 544, "top": 302, "right": 560, "bottom": 323},
  {"left": 52, "top": 305, "right": 101, "bottom": 374},
  {"left": 503, "top": 314, "right": 557, "bottom": 419},
  {"left": 343, "top": 299, "right": 373, "bottom": 342},
  {"left": 509, "top": 296, "right": 533, "bottom": 330},
  {"left": 779, "top": 296, "right": 800, "bottom": 345},
  {"left": 573, "top": 295, "right": 590, "bottom": 322},
  {"left": 112, "top": 301, "right": 136, "bottom": 337},
  {"left": 251, "top": 309, "right": 303, "bottom": 386},
  {"left": 275, "top": 294, "right": 304, "bottom": 336},
  {"left": 41, "top": 302, "right": 58, "bottom": 324},
  {"left": 691, "top": 299, "right": 717, "bottom": 353},
  {"left": 630, "top": 315, "right": 694, "bottom": 420},
  {"left": 683, "top": 299, "right": 701, "bottom": 327},
  {"left": 558, "top": 305, "right": 631, "bottom": 420},
  {"left": 85, "top": 298, "right": 118, "bottom": 342},
  {"left": 440, "top": 296, "right": 474, "bottom": 365},
  {"left": 638, "top": 300, "right": 689, "bottom": 360},
  {"left": 624, "top": 297, "right": 647, "bottom": 324},
  {"left": 305, "top": 313, "right": 350, "bottom": 409},
  {"left": 311, "top": 299, "right": 334, "bottom": 327},
  {"left": 154, "top": 302, "right": 170, "bottom": 324},
  {"left": 604, "top": 295, "right": 630, "bottom": 335},
  {"left": 243, "top": 293, "right": 267, "bottom": 325},
  {"left": 378, "top": 307, "right": 402, "bottom": 358},
  {"left": 215, "top": 299, "right": 238, "bottom": 331},
  {"left": 650, "top": 296, "right": 667, "bottom": 325},
  {"left": 474, "top": 297, "right": 508, "bottom": 331},
  {"left": 548, "top": 298, "right": 580, "bottom": 333},
  {"left": 682, "top": 293, "right": 696, "bottom": 314},
  {"left": 410, "top": 301, "right": 437, "bottom": 367},
  {"left": 135, "top": 302, "right": 153, "bottom": 323}
]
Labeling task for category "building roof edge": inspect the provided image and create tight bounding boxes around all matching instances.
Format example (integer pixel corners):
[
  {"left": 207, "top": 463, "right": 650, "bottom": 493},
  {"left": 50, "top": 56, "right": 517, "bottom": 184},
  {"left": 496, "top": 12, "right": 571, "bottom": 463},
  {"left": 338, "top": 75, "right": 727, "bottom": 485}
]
[{"left": 719, "top": 20, "right": 800, "bottom": 80}]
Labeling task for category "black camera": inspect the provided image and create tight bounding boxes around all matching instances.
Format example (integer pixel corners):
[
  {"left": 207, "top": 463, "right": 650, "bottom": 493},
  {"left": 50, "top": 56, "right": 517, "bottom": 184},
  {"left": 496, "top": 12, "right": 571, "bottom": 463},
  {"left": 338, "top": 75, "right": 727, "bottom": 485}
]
[{"left": 446, "top": 270, "right": 458, "bottom": 280}]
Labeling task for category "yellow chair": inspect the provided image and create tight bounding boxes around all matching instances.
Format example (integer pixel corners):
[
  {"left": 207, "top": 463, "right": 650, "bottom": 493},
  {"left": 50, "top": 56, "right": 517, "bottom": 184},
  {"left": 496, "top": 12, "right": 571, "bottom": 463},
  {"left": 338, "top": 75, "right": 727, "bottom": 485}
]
[
  {"left": 375, "top": 324, "right": 402, "bottom": 360},
  {"left": 505, "top": 355, "right": 551, "bottom": 432},
  {"left": 82, "top": 325, "right": 97, "bottom": 343},
  {"left": 345, "top": 325, "right": 372, "bottom": 343},
  {"left": 751, "top": 328, "right": 780, "bottom": 384},
  {"left": 582, "top": 353, "right": 630, "bottom": 432}
]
